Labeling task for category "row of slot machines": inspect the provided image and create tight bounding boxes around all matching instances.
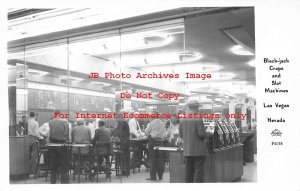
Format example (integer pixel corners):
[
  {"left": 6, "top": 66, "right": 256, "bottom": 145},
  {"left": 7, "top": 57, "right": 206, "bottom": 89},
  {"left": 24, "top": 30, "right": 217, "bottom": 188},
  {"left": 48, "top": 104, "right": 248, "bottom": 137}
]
[{"left": 204, "top": 119, "right": 241, "bottom": 150}]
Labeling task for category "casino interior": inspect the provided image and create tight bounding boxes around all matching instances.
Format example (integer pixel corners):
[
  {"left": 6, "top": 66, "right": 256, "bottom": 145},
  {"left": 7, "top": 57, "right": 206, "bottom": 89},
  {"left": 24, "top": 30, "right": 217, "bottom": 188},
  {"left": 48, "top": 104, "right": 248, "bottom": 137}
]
[{"left": 7, "top": 7, "right": 257, "bottom": 183}]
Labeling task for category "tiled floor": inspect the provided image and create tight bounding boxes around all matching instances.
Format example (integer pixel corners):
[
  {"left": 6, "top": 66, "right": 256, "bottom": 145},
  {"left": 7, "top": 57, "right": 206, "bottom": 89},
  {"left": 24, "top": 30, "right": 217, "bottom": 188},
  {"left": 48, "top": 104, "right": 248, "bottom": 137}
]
[{"left": 10, "top": 155, "right": 256, "bottom": 184}]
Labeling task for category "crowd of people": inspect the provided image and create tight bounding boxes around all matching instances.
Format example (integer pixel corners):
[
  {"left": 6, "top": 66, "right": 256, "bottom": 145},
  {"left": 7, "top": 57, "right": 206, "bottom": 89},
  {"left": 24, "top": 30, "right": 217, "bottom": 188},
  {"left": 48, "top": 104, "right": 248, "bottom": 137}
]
[{"left": 15, "top": 100, "right": 210, "bottom": 183}]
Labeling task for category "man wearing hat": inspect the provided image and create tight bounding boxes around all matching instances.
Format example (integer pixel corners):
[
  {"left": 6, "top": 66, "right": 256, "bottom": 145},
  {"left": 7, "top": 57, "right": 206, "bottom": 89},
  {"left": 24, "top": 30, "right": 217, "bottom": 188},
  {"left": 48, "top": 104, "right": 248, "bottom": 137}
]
[
  {"left": 71, "top": 118, "right": 92, "bottom": 178},
  {"left": 179, "top": 100, "right": 208, "bottom": 183},
  {"left": 71, "top": 118, "right": 92, "bottom": 152}
]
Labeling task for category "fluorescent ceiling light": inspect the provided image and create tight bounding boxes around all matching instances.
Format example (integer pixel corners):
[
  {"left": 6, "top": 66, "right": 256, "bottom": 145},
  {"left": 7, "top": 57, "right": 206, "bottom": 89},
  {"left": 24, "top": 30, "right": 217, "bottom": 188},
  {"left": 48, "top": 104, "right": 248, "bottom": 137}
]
[
  {"left": 28, "top": 82, "right": 115, "bottom": 98},
  {"left": 7, "top": 65, "right": 16, "bottom": 69},
  {"left": 175, "top": 72, "right": 236, "bottom": 82},
  {"left": 144, "top": 64, "right": 222, "bottom": 73},
  {"left": 213, "top": 104, "right": 222, "bottom": 107},
  {"left": 8, "top": 83, "right": 16, "bottom": 87},
  {"left": 187, "top": 81, "right": 248, "bottom": 89},
  {"left": 70, "top": 77, "right": 84, "bottom": 82},
  {"left": 120, "top": 51, "right": 202, "bottom": 67},
  {"left": 90, "top": 81, "right": 111, "bottom": 86},
  {"left": 28, "top": 68, "right": 49, "bottom": 76},
  {"left": 8, "top": 45, "right": 68, "bottom": 60},
  {"left": 189, "top": 84, "right": 255, "bottom": 96},
  {"left": 230, "top": 45, "right": 254, "bottom": 56},
  {"left": 70, "top": 32, "right": 173, "bottom": 55},
  {"left": 104, "top": 108, "right": 111, "bottom": 112},
  {"left": 8, "top": 7, "right": 181, "bottom": 41},
  {"left": 247, "top": 60, "right": 255, "bottom": 67},
  {"left": 59, "top": 75, "right": 84, "bottom": 81}
]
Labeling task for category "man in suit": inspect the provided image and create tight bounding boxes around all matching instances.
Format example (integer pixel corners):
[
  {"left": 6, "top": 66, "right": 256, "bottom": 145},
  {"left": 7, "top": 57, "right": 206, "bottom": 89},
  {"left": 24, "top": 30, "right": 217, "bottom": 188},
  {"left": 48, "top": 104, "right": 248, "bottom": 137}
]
[{"left": 179, "top": 100, "right": 208, "bottom": 183}]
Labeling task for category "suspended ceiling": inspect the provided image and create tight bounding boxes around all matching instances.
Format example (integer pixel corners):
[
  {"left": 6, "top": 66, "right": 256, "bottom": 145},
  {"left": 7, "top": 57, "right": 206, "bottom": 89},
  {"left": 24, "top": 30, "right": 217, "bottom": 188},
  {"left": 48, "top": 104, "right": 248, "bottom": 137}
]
[{"left": 7, "top": 7, "right": 255, "bottom": 100}]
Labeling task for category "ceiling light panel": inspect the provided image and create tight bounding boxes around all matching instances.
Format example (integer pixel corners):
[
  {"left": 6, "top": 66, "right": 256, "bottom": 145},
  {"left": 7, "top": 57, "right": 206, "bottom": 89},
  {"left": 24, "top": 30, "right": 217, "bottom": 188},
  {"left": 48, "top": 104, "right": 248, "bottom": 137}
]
[
  {"left": 69, "top": 20, "right": 184, "bottom": 56},
  {"left": 90, "top": 81, "right": 111, "bottom": 86},
  {"left": 143, "top": 64, "right": 222, "bottom": 73},
  {"left": 28, "top": 68, "right": 49, "bottom": 76},
  {"left": 230, "top": 45, "right": 254, "bottom": 56},
  {"left": 70, "top": 32, "right": 173, "bottom": 55},
  {"left": 247, "top": 59, "right": 255, "bottom": 67},
  {"left": 187, "top": 81, "right": 248, "bottom": 89},
  {"left": 8, "top": 7, "right": 181, "bottom": 41},
  {"left": 118, "top": 51, "right": 202, "bottom": 67},
  {"left": 59, "top": 75, "right": 84, "bottom": 82},
  {"left": 174, "top": 72, "right": 236, "bottom": 82}
]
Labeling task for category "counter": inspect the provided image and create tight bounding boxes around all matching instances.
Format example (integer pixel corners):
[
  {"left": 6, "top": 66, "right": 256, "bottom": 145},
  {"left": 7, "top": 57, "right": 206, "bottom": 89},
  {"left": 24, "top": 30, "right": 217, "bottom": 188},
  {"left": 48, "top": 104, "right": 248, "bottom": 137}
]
[
  {"left": 168, "top": 144, "right": 243, "bottom": 183},
  {"left": 240, "top": 131, "right": 255, "bottom": 163}
]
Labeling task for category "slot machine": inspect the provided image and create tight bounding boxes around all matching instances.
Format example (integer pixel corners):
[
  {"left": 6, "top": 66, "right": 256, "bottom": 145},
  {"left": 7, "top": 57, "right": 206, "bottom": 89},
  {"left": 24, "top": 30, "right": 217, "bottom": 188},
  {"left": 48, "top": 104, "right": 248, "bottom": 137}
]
[
  {"left": 217, "top": 120, "right": 230, "bottom": 147},
  {"left": 214, "top": 119, "right": 225, "bottom": 149},
  {"left": 203, "top": 119, "right": 216, "bottom": 150},
  {"left": 223, "top": 119, "right": 236, "bottom": 145},
  {"left": 230, "top": 120, "right": 240, "bottom": 143}
]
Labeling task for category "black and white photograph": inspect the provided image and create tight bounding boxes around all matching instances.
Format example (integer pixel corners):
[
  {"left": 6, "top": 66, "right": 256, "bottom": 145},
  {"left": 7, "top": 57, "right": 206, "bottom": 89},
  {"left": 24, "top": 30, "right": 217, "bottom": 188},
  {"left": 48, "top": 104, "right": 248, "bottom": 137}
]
[
  {"left": 1, "top": 0, "right": 300, "bottom": 190},
  {"left": 7, "top": 7, "right": 256, "bottom": 184}
]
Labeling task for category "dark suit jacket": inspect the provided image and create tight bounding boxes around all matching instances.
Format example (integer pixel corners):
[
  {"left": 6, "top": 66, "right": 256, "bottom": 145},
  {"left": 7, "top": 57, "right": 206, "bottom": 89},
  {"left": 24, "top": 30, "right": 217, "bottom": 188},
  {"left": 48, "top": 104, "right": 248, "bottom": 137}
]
[
  {"left": 111, "top": 120, "right": 130, "bottom": 142},
  {"left": 92, "top": 126, "right": 111, "bottom": 144},
  {"left": 179, "top": 118, "right": 208, "bottom": 156}
]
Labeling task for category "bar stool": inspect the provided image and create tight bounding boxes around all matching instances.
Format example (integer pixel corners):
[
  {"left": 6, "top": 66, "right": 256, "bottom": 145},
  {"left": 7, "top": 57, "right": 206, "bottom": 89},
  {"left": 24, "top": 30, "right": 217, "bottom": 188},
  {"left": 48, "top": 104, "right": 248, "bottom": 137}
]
[
  {"left": 130, "top": 140, "right": 142, "bottom": 174},
  {"left": 111, "top": 139, "right": 130, "bottom": 178},
  {"left": 93, "top": 141, "right": 112, "bottom": 182},
  {"left": 34, "top": 139, "right": 48, "bottom": 179},
  {"left": 111, "top": 139, "right": 122, "bottom": 178},
  {"left": 72, "top": 144, "right": 91, "bottom": 183},
  {"left": 45, "top": 143, "right": 71, "bottom": 182},
  {"left": 34, "top": 148, "right": 48, "bottom": 178}
]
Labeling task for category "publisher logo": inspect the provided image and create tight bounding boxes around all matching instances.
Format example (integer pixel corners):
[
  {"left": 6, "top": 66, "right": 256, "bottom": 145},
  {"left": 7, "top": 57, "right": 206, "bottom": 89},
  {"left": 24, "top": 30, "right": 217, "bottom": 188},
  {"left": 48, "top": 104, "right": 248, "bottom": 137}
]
[{"left": 271, "top": 129, "right": 282, "bottom": 137}]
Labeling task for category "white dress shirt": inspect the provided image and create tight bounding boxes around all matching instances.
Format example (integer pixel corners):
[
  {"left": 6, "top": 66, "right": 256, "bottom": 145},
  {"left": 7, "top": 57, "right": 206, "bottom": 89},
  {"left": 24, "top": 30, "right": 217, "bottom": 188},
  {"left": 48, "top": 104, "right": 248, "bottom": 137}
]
[
  {"left": 128, "top": 118, "right": 143, "bottom": 138},
  {"left": 28, "top": 118, "right": 41, "bottom": 138}
]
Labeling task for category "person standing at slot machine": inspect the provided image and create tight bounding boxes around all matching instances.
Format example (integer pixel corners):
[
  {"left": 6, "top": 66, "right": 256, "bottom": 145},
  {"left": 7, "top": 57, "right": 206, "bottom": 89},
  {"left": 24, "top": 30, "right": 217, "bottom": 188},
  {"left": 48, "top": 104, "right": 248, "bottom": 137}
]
[
  {"left": 179, "top": 100, "right": 208, "bottom": 183},
  {"left": 48, "top": 110, "right": 69, "bottom": 184}
]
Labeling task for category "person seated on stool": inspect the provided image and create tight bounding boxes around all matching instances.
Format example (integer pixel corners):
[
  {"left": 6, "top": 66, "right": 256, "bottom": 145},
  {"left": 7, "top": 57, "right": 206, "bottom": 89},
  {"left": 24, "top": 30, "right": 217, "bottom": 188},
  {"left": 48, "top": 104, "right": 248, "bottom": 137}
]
[
  {"left": 144, "top": 111, "right": 166, "bottom": 181},
  {"left": 71, "top": 118, "right": 92, "bottom": 175},
  {"left": 90, "top": 120, "right": 112, "bottom": 177}
]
